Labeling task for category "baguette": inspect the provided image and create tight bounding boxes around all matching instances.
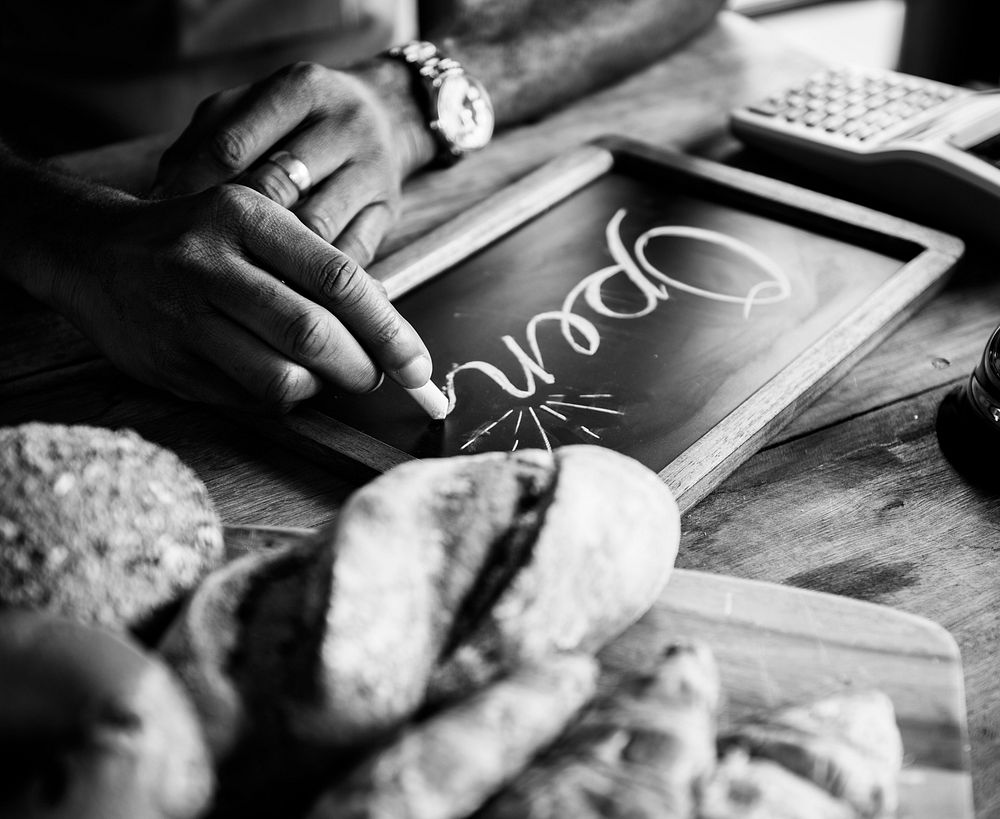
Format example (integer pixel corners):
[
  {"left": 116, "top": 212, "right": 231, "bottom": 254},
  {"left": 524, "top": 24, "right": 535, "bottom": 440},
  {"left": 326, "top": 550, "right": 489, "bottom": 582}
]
[{"left": 159, "top": 446, "right": 680, "bottom": 813}]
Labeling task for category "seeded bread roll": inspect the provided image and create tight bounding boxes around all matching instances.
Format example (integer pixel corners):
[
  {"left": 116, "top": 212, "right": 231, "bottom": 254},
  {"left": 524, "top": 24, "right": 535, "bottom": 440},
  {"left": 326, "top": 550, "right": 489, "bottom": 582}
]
[
  {"left": 0, "top": 423, "right": 224, "bottom": 630},
  {"left": 0, "top": 610, "right": 214, "bottom": 819}
]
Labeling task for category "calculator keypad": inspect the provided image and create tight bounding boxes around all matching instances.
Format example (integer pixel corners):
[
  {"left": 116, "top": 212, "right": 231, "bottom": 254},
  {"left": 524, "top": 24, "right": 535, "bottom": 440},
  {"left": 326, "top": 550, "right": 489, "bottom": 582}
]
[{"left": 747, "top": 69, "right": 961, "bottom": 141}]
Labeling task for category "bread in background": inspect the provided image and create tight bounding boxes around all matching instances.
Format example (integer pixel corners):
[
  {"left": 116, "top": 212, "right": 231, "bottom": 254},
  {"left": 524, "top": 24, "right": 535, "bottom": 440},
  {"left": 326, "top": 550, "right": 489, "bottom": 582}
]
[{"left": 0, "top": 423, "right": 224, "bottom": 631}]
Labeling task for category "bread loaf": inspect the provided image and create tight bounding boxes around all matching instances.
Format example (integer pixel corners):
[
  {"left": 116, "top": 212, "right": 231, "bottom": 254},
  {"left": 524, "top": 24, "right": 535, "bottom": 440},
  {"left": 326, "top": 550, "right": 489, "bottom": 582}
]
[
  {"left": 306, "top": 654, "right": 599, "bottom": 819},
  {"left": 700, "top": 749, "right": 857, "bottom": 819},
  {"left": 0, "top": 610, "right": 213, "bottom": 819},
  {"left": 427, "top": 445, "right": 681, "bottom": 703},
  {"left": 158, "top": 445, "right": 680, "bottom": 813},
  {"left": 478, "top": 642, "right": 720, "bottom": 819},
  {"left": 718, "top": 690, "right": 902, "bottom": 817},
  {"left": 0, "top": 423, "right": 223, "bottom": 631}
]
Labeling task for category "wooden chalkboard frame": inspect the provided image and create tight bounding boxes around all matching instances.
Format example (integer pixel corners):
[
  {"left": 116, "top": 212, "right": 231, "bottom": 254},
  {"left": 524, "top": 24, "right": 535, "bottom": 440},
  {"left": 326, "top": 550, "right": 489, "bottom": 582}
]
[{"left": 269, "top": 137, "right": 964, "bottom": 513}]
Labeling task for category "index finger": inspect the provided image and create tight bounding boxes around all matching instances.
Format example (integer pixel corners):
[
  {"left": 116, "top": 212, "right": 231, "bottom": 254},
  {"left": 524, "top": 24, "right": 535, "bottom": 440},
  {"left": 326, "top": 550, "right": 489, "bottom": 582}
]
[{"left": 248, "top": 202, "right": 433, "bottom": 389}]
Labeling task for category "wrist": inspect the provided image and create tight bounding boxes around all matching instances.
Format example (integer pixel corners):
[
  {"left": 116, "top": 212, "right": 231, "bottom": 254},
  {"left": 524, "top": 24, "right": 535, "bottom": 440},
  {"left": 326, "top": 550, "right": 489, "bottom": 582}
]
[
  {"left": 0, "top": 152, "right": 133, "bottom": 310},
  {"left": 381, "top": 41, "right": 495, "bottom": 167},
  {"left": 350, "top": 57, "right": 438, "bottom": 179}
]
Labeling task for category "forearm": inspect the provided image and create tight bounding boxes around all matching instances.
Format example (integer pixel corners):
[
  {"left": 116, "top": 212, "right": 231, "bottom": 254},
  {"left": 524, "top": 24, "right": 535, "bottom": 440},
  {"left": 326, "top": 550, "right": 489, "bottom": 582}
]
[
  {"left": 418, "top": 0, "right": 725, "bottom": 126},
  {"left": 0, "top": 142, "right": 127, "bottom": 310}
]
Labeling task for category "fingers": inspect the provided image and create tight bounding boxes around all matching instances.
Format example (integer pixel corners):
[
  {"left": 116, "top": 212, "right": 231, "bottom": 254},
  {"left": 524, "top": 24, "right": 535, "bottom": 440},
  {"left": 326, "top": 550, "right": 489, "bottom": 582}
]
[
  {"left": 209, "top": 263, "right": 383, "bottom": 394},
  {"left": 152, "top": 87, "right": 247, "bottom": 197},
  {"left": 195, "top": 313, "right": 324, "bottom": 410},
  {"left": 245, "top": 202, "right": 432, "bottom": 389},
  {"left": 296, "top": 167, "right": 396, "bottom": 264},
  {"left": 155, "top": 65, "right": 323, "bottom": 197},
  {"left": 238, "top": 125, "right": 359, "bottom": 212},
  {"left": 238, "top": 96, "right": 397, "bottom": 217}
]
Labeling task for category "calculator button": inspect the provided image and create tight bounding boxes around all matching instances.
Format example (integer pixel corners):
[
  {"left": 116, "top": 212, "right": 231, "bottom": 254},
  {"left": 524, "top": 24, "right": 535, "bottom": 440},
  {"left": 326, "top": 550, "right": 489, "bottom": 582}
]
[
  {"left": 748, "top": 98, "right": 786, "bottom": 117},
  {"left": 844, "top": 103, "right": 868, "bottom": 120},
  {"left": 823, "top": 115, "right": 847, "bottom": 132},
  {"left": 783, "top": 107, "right": 808, "bottom": 122}
]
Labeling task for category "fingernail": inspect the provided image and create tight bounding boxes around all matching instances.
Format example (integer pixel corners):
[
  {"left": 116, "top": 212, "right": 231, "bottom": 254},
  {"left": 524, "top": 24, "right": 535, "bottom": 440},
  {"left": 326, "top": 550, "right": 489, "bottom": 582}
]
[
  {"left": 395, "top": 355, "right": 432, "bottom": 388},
  {"left": 365, "top": 372, "right": 386, "bottom": 394}
]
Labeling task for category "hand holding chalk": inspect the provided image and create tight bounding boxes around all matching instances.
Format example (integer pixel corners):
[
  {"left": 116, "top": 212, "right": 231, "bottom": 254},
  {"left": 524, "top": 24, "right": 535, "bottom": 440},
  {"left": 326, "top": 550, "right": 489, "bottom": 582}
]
[{"left": 406, "top": 380, "right": 450, "bottom": 420}]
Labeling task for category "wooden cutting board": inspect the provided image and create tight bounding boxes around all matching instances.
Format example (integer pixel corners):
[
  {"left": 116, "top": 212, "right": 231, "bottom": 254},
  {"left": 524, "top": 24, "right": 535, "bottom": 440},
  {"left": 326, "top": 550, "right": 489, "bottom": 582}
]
[{"left": 224, "top": 526, "right": 974, "bottom": 817}]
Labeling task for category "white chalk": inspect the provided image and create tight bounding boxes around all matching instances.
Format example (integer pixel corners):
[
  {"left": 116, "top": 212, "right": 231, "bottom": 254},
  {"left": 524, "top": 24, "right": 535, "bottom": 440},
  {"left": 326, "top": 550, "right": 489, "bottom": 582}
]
[{"left": 405, "top": 380, "right": 450, "bottom": 420}]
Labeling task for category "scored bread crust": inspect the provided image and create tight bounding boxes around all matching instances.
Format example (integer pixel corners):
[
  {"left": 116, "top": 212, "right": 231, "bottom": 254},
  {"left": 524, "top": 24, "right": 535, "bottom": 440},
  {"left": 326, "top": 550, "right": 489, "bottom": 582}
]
[
  {"left": 428, "top": 446, "right": 681, "bottom": 703},
  {"left": 158, "top": 445, "right": 680, "bottom": 813}
]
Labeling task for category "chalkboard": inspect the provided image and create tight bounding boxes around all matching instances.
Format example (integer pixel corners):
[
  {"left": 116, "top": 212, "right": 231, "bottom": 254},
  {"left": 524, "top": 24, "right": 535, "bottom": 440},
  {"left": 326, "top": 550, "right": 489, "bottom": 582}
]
[{"left": 272, "top": 138, "right": 962, "bottom": 512}]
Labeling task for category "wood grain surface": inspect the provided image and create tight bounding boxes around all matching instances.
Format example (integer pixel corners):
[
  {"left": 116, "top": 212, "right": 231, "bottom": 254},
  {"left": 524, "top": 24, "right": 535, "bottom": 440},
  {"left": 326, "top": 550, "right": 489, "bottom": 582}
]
[
  {"left": 223, "top": 524, "right": 975, "bottom": 818},
  {"left": 632, "top": 569, "right": 974, "bottom": 818},
  {"left": 4, "top": 11, "right": 999, "bottom": 817}
]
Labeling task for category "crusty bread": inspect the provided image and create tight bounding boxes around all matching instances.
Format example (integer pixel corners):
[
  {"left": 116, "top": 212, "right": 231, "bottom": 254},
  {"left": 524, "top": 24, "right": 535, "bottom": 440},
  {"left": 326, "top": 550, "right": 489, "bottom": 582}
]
[
  {"left": 0, "top": 423, "right": 223, "bottom": 630},
  {"left": 479, "top": 642, "right": 720, "bottom": 819},
  {"left": 718, "top": 690, "right": 902, "bottom": 817},
  {"left": 700, "top": 749, "right": 857, "bottom": 819},
  {"left": 158, "top": 528, "right": 336, "bottom": 759},
  {"left": 427, "top": 445, "right": 681, "bottom": 703},
  {"left": 0, "top": 610, "right": 214, "bottom": 819},
  {"left": 307, "top": 654, "right": 599, "bottom": 819},
  {"left": 158, "top": 445, "right": 680, "bottom": 815}
]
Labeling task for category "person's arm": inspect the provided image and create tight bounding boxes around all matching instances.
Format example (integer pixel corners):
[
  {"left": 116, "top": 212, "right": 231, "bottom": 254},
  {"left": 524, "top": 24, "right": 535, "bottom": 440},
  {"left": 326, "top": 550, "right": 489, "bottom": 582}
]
[
  {"left": 153, "top": 0, "right": 724, "bottom": 264},
  {"left": 418, "top": 0, "right": 725, "bottom": 126},
  {"left": 0, "top": 141, "right": 433, "bottom": 410}
]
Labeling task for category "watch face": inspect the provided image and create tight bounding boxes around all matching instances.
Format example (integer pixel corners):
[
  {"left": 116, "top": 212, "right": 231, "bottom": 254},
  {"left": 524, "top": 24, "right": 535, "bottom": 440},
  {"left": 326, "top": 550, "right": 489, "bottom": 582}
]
[{"left": 435, "top": 74, "right": 495, "bottom": 153}]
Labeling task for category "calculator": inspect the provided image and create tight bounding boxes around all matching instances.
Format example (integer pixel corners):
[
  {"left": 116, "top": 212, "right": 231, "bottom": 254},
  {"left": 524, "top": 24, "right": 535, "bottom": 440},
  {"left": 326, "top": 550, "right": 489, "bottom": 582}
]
[{"left": 730, "top": 66, "right": 1000, "bottom": 243}]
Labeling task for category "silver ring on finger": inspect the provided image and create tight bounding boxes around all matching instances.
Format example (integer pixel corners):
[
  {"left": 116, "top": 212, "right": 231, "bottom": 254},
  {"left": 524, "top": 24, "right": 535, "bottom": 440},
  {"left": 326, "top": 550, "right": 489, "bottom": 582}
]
[{"left": 267, "top": 150, "right": 313, "bottom": 197}]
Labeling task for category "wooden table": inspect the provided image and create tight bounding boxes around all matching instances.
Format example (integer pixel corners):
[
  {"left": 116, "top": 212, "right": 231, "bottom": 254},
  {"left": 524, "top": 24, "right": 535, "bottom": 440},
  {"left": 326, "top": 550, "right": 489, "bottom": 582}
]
[{"left": 3, "top": 12, "right": 998, "bottom": 817}]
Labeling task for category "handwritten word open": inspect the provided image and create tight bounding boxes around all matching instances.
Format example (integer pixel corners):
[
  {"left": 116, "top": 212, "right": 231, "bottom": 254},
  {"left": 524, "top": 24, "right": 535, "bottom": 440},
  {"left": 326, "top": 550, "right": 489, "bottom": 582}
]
[{"left": 443, "top": 208, "right": 791, "bottom": 410}]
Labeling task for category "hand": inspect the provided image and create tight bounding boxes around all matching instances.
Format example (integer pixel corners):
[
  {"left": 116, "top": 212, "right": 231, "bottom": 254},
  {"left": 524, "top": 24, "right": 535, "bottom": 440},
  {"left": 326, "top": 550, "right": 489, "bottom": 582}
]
[
  {"left": 151, "top": 60, "right": 435, "bottom": 266},
  {"left": 55, "top": 184, "right": 432, "bottom": 411}
]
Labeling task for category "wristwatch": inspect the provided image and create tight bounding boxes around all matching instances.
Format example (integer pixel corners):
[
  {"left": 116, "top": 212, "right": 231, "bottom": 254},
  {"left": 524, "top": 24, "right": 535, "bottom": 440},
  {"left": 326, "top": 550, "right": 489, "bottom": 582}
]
[{"left": 385, "top": 40, "right": 495, "bottom": 164}]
